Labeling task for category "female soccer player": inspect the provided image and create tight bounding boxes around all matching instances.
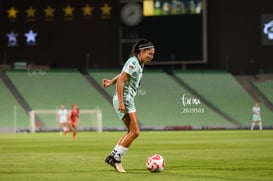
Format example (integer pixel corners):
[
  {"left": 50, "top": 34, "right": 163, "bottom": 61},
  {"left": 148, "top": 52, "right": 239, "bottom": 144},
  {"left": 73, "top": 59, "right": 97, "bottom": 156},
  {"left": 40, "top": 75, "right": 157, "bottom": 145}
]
[
  {"left": 103, "top": 39, "right": 155, "bottom": 172},
  {"left": 250, "top": 102, "right": 263, "bottom": 131},
  {"left": 65, "top": 104, "right": 80, "bottom": 139},
  {"left": 57, "top": 105, "right": 68, "bottom": 134}
]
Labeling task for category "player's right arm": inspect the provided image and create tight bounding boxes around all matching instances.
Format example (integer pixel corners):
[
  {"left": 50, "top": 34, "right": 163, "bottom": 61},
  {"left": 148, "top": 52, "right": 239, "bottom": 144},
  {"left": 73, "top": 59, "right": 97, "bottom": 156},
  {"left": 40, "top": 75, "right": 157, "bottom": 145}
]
[
  {"left": 116, "top": 72, "right": 129, "bottom": 113},
  {"left": 102, "top": 73, "right": 121, "bottom": 88}
]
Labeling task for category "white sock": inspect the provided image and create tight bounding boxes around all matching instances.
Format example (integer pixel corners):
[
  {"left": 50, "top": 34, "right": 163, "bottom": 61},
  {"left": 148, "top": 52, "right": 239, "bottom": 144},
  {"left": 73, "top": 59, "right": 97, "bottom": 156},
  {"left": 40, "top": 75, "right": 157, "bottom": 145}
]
[
  {"left": 251, "top": 123, "right": 255, "bottom": 130},
  {"left": 259, "top": 122, "right": 262, "bottom": 131},
  {"left": 114, "top": 145, "right": 128, "bottom": 162},
  {"left": 111, "top": 144, "right": 120, "bottom": 156}
]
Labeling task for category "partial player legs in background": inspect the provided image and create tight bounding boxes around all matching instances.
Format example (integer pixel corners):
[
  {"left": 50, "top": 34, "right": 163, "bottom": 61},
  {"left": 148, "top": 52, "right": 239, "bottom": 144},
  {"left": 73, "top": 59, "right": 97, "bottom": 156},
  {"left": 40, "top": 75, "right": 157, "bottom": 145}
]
[
  {"left": 63, "top": 126, "right": 68, "bottom": 134},
  {"left": 72, "top": 122, "right": 77, "bottom": 140},
  {"left": 73, "top": 131, "right": 77, "bottom": 140},
  {"left": 258, "top": 121, "right": 263, "bottom": 131},
  {"left": 59, "top": 122, "right": 66, "bottom": 135},
  {"left": 250, "top": 121, "right": 263, "bottom": 131},
  {"left": 65, "top": 121, "right": 77, "bottom": 139},
  {"left": 250, "top": 122, "right": 255, "bottom": 130},
  {"left": 60, "top": 123, "right": 68, "bottom": 135}
]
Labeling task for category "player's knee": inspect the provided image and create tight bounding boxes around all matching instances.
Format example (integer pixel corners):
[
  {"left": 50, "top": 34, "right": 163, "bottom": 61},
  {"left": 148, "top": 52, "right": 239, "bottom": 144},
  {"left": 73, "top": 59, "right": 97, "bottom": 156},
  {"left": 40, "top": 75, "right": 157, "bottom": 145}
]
[{"left": 131, "top": 129, "right": 140, "bottom": 138}]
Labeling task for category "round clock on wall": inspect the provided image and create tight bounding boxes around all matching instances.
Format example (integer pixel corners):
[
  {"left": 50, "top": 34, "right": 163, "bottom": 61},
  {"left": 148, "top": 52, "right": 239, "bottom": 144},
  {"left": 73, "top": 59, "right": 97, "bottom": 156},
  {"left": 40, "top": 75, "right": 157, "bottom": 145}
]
[{"left": 121, "top": 3, "right": 143, "bottom": 26}]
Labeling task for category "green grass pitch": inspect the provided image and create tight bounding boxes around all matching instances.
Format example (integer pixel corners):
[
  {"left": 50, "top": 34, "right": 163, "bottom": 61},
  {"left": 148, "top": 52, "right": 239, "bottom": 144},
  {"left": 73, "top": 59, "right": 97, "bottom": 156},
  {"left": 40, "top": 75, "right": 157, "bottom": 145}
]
[{"left": 0, "top": 130, "right": 273, "bottom": 181}]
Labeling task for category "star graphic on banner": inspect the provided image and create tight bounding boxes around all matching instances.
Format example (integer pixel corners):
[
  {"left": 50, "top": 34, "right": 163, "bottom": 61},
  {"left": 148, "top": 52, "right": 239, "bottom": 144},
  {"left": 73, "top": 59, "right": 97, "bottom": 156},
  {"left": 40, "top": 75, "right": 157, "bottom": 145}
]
[
  {"left": 6, "top": 31, "right": 18, "bottom": 47},
  {"left": 63, "top": 4, "right": 74, "bottom": 17},
  {"left": 25, "top": 29, "right": 38, "bottom": 46},
  {"left": 44, "top": 5, "right": 55, "bottom": 17},
  {"left": 6, "top": 6, "right": 18, "bottom": 19},
  {"left": 82, "top": 4, "right": 93, "bottom": 16},
  {"left": 100, "top": 3, "right": 112, "bottom": 16},
  {"left": 25, "top": 6, "right": 36, "bottom": 18}
]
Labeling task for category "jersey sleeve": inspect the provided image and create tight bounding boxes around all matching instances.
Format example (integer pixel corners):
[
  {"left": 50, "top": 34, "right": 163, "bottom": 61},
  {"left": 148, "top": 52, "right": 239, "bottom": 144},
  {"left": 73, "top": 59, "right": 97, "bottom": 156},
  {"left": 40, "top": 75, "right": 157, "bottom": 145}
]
[{"left": 123, "top": 58, "right": 138, "bottom": 76}]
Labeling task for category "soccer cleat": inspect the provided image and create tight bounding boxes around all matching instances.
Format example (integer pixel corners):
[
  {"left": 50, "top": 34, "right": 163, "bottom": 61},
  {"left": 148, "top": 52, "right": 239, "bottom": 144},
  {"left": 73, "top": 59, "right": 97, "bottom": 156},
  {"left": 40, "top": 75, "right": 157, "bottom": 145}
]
[
  {"left": 115, "top": 163, "right": 126, "bottom": 173},
  {"left": 105, "top": 155, "right": 126, "bottom": 173},
  {"left": 73, "top": 132, "right": 77, "bottom": 140},
  {"left": 105, "top": 155, "right": 117, "bottom": 168}
]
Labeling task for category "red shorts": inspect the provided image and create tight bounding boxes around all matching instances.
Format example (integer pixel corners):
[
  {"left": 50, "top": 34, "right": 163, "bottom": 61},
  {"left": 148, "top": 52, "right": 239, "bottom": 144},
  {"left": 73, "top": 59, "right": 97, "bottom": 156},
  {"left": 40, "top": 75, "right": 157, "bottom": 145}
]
[{"left": 68, "top": 120, "right": 77, "bottom": 126}]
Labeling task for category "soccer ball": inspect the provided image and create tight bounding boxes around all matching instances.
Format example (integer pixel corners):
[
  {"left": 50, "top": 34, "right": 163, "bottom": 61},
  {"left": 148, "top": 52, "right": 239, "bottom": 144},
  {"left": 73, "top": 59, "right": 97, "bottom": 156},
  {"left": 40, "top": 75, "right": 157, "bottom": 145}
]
[{"left": 146, "top": 154, "right": 165, "bottom": 172}]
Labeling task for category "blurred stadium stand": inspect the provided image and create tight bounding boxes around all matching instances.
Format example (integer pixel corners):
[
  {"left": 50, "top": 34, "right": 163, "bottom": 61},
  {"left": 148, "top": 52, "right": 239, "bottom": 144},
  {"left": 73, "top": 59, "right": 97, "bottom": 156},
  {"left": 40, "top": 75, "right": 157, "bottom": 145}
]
[
  {"left": 0, "top": 78, "right": 29, "bottom": 132},
  {"left": 90, "top": 70, "right": 236, "bottom": 130},
  {"left": 253, "top": 80, "right": 273, "bottom": 105},
  {"left": 5, "top": 70, "right": 120, "bottom": 130},
  {"left": 0, "top": 70, "right": 272, "bottom": 132},
  {"left": 175, "top": 71, "right": 273, "bottom": 128}
]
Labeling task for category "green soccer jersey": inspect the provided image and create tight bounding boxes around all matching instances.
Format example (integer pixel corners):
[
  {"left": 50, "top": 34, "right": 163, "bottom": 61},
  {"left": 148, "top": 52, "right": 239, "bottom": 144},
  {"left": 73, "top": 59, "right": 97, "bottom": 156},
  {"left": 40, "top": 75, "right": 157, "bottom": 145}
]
[{"left": 121, "top": 56, "right": 143, "bottom": 97}]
